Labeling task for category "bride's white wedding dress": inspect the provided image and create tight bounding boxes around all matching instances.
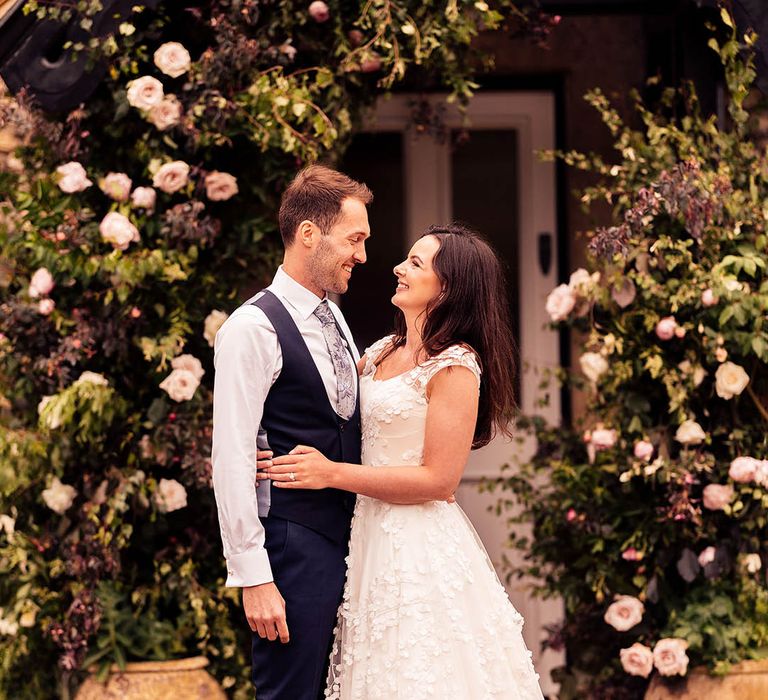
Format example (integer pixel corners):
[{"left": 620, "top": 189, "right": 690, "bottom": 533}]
[{"left": 325, "top": 337, "right": 544, "bottom": 700}]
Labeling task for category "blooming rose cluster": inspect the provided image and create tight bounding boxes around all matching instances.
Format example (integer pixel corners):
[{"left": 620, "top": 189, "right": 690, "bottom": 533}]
[
  {"left": 159, "top": 354, "right": 204, "bottom": 402},
  {"left": 620, "top": 639, "right": 690, "bottom": 678},
  {"left": 545, "top": 268, "right": 600, "bottom": 322}
]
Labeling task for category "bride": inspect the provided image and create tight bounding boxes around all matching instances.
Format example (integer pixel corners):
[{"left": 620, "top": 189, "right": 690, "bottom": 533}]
[{"left": 262, "top": 223, "right": 544, "bottom": 699}]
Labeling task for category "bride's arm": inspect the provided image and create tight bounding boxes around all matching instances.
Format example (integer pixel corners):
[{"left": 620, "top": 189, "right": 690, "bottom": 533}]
[{"left": 265, "top": 366, "right": 478, "bottom": 504}]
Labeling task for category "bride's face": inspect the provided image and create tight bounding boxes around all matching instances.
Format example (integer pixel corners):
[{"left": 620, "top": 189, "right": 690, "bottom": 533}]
[{"left": 392, "top": 235, "right": 443, "bottom": 312}]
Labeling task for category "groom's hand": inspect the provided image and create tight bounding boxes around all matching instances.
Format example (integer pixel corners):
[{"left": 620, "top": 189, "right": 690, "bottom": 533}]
[{"left": 243, "top": 582, "right": 290, "bottom": 643}]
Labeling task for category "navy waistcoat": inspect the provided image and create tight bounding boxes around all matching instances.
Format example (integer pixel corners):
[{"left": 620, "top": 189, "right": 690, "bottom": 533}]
[{"left": 252, "top": 290, "right": 359, "bottom": 543}]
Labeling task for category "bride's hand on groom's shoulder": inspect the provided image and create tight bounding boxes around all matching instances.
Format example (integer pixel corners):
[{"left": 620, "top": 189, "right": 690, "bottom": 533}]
[{"left": 258, "top": 445, "right": 335, "bottom": 490}]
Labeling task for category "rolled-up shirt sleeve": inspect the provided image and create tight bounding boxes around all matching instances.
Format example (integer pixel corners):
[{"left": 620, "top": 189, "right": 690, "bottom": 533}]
[{"left": 212, "top": 309, "right": 279, "bottom": 587}]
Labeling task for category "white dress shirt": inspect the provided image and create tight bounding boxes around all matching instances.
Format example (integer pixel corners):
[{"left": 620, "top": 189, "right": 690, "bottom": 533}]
[{"left": 212, "top": 266, "right": 359, "bottom": 587}]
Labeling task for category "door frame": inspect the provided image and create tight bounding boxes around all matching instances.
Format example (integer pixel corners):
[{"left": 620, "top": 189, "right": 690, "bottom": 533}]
[{"left": 358, "top": 91, "right": 561, "bottom": 477}]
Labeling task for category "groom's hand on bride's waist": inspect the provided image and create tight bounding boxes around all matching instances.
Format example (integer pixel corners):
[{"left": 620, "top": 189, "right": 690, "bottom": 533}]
[{"left": 243, "top": 582, "right": 290, "bottom": 643}]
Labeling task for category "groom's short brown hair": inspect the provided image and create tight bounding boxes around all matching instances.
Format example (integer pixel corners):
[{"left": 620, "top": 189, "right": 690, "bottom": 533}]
[{"left": 278, "top": 165, "right": 372, "bottom": 247}]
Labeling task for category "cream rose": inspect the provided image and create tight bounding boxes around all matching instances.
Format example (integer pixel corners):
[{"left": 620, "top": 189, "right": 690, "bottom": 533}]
[
  {"left": 702, "top": 484, "right": 734, "bottom": 511},
  {"left": 744, "top": 553, "right": 762, "bottom": 573},
  {"left": 148, "top": 95, "right": 182, "bottom": 131},
  {"left": 127, "top": 75, "right": 164, "bottom": 110},
  {"left": 653, "top": 638, "right": 690, "bottom": 677},
  {"left": 204, "top": 171, "right": 239, "bottom": 201},
  {"left": 99, "top": 172, "right": 132, "bottom": 202},
  {"left": 55, "top": 161, "right": 92, "bottom": 193},
  {"left": 604, "top": 595, "right": 644, "bottom": 632},
  {"left": 99, "top": 212, "right": 140, "bottom": 251},
  {"left": 675, "top": 419, "right": 706, "bottom": 446},
  {"left": 130, "top": 186, "right": 157, "bottom": 211},
  {"left": 729, "top": 456, "right": 758, "bottom": 483},
  {"left": 204, "top": 310, "right": 228, "bottom": 346},
  {"left": 159, "top": 368, "right": 200, "bottom": 402},
  {"left": 42, "top": 477, "right": 77, "bottom": 515},
  {"left": 620, "top": 643, "right": 654, "bottom": 678},
  {"left": 715, "top": 362, "right": 749, "bottom": 400},
  {"left": 152, "top": 160, "right": 190, "bottom": 194},
  {"left": 154, "top": 478, "right": 188, "bottom": 513},
  {"left": 153, "top": 42, "right": 191, "bottom": 78},
  {"left": 579, "top": 352, "right": 609, "bottom": 384},
  {"left": 29, "top": 267, "right": 54, "bottom": 298},
  {"left": 0, "top": 618, "right": 18, "bottom": 636},
  {"left": 545, "top": 284, "right": 576, "bottom": 322}
]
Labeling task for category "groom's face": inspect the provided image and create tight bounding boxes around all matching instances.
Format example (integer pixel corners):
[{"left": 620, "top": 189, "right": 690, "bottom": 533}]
[{"left": 308, "top": 197, "right": 370, "bottom": 295}]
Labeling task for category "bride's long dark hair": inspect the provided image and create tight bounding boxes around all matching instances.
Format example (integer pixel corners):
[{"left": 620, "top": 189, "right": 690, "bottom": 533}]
[{"left": 383, "top": 223, "right": 518, "bottom": 448}]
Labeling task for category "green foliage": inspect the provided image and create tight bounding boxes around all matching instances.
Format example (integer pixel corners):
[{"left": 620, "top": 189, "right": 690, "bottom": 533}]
[
  {"left": 0, "top": 1, "right": 548, "bottom": 697},
  {"left": 493, "top": 13, "right": 768, "bottom": 700}
]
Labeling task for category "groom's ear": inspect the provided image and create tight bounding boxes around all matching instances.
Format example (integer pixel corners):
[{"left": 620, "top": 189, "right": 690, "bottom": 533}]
[{"left": 296, "top": 220, "right": 317, "bottom": 249}]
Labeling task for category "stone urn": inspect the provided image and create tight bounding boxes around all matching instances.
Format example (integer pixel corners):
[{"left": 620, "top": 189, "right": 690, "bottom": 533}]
[
  {"left": 75, "top": 656, "right": 226, "bottom": 700},
  {"left": 645, "top": 659, "right": 768, "bottom": 700}
]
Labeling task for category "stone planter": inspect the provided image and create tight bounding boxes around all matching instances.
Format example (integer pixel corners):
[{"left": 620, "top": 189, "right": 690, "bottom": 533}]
[
  {"left": 645, "top": 658, "right": 768, "bottom": 700},
  {"left": 75, "top": 656, "right": 226, "bottom": 700}
]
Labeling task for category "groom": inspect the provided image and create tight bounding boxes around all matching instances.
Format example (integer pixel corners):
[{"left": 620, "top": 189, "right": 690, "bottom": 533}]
[{"left": 211, "top": 165, "right": 372, "bottom": 699}]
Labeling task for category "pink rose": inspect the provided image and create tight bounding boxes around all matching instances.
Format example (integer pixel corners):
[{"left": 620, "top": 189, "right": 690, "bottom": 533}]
[
  {"left": 702, "top": 483, "right": 734, "bottom": 511},
  {"left": 620, "top": 643, "right": 653, "bottom": 678},
  {"left": 622, "top": 548, "right": 643, "bottom": 561},
  {"left": 729, "top": 456, "right": 758, "bottom": 483},
  {"left": 126, "top": 75, "right": 164, "bottom": 110},
  {"left": 29, "top": 267, "right": 54, "bottom": 298},
  {"left": 153, "top": 42, "right": 191, "bottom": 78},
  {"left": 148, "top": 95, "right": 182, "bottom": 131},
  {"left": 634, "top": 440, "right": 654, "bottom": 462},
  {"left": 279, "top": 41, "right": 297, "bottom": 60},
  {"left": 99, "top": 172, "right": 133, "bottom": 202},
  {"left": 701, "top": 288, "right": 718, "bottom": 307},
  {"left": 152, "top": 160, "right": 190, "bottom": 194},
  {"left": 55, "top": 161, "right": 92, "bottom": 193},
  {"left": 170, "top": 354, "right": 205, "bottom": 381},
  {"left": 131, "top": 186, "right": 157, "bottom": 211},
  {"left": 653, "top": 638, "right": 689, "bottom": 676},
  {"left": 591, "top": 428, "right": 617, "bottom": 450},
  {"left": 545, "top": 284, "right": 576, "bottom": 322},
  {"left": 604, "top": 595, "right": 644, "bottom": 632},
  {"left": 204, "top": 171, "right": 239, "bottom": 201},
  {"left": 38, "top": 298, "right": 55, "bottom": 315},
  {"left": 698, "top": 546, "right": 716, "bottom": 566},
  {"left": 655, "top": 316, "right": 677, "bottom": 341},
  {"left": 308, "top": 0, "right": 330, "bottom": 22},
  {"left": 99, "top": 212, "right": 140, "bottom": 251},
  {"left": 566, "top": 508, "right": 577, "bottom": 522}
]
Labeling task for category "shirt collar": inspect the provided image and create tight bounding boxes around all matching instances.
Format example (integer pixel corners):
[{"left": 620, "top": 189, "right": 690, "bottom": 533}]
[{"left": 271, "top": 266, "right": 327, "bottom": 320}]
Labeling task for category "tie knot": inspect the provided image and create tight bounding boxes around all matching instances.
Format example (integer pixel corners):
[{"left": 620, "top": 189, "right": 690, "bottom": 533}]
[{"left": 313, "top": 300, "right": 335, "bottom": 326}]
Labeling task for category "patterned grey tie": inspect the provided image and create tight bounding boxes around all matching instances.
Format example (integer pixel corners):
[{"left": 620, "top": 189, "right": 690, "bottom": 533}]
[{"left": 313, "top": 300, "right": 356, "bottom": 420}]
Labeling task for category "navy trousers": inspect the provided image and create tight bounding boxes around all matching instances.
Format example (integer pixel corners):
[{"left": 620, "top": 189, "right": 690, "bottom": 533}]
[{"left": 251, "top": 516, "right": 348, "bottom": 700}]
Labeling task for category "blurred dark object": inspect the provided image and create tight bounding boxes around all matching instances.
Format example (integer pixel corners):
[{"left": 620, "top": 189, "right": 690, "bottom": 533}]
[
  {"left": 0, "top": 0, "right": 158, "bottom": 112},
  {"left": 733, "top": 0, "right": 768, "bottom": 94}
]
